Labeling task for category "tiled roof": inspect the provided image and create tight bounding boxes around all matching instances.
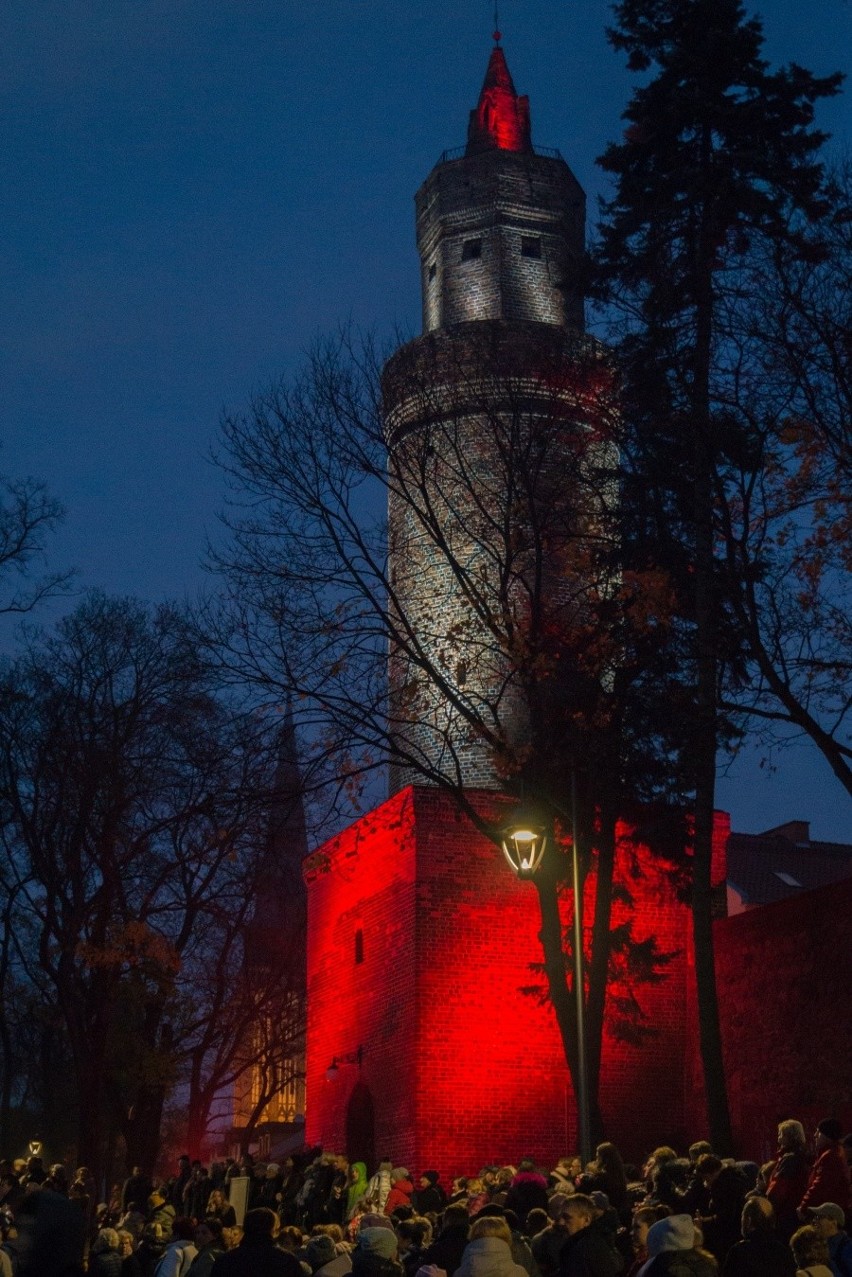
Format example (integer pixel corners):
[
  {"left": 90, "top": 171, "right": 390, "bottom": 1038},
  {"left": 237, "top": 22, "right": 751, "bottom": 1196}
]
[{"left": 727, "top": 827, "right": 852, "bottom": 906}]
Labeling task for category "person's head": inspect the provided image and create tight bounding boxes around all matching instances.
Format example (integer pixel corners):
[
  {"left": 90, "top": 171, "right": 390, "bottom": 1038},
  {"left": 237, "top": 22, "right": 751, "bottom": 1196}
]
[
  {"left": 397, "top": 1217, "right": 432, "bottom": 1251},
  {"left": 117, "top": 1229, "right": 134, "bottom": 1257},
  {"left": 517, "top": 1159, "right": 536, "bottom": 1175},
  {"left": 791, "top": 1224, "right": 831, "bottom": 1269},
  {"left": 696, "top": 1154, "right": 723, "bottom": 1186},
  {"left": 93, "top": 1227, "right": 120, "bottom": 1254},
  {"left": 177, "top": 1154, "right": 190, "bottom": 1171},
  {"left": 562, "top": 1196, "right": 594, "bottom": 1236},
  {"left": 306, "top": 1234, "right": 338, "bottom": 1271},
  {"left": 645, "top": 1214, "right": 694, "bottom": 1257},
  {"left": 208, "top": 1189, "right": 225, "bottom": 1209},
  {"left": 468, "top": 1216, "right": 512, "bottom": 1246},
  {"left": 777, "top": 1120, "right": 806, "bottom": 1152},
  {"left": 172, "top": 1216, "right": 196, "bottom": 1242},
  {"left": 358, "top": 1227, "right": 399, "bottom": 1259},
  {"left": 420, "top": 1170, "right": 439, "bottom": 1190},
  {"left": 279, "top": 1226, "right": 303, "bottom": 1251},
  {"left": 808, "top": 1202, "right": 846, "bottom": 1239},
  {"left": 816, "top": 1118, "right": 843, "bottom": 1150},
  {"left": 688, "top": 1142, "right": 713, "bottom": 1163},
  {"left": 442, "top": 1204, "right": 470, "bottom": 1232},
  {"left": 195, "top": 1218, "right": 223, "bottom": 1250},
  {"left": 525, "top": 1208, "right": 549, "bottom": 1236},
  {"left": 630, "top": 1206, "right": 663, "bottom": 1254},
  {"left": 594, "top": 1143, "right": 624, "bottom": 1177},
  {"left": 242, "top": 1207, "right": 279, "bottom": 1242},
  {"left": 358, "top": 1214, "right": 395, "bottom": 1235},
  {"left": 741, "top": 1196, "right": 774, "bottom": 1237}
]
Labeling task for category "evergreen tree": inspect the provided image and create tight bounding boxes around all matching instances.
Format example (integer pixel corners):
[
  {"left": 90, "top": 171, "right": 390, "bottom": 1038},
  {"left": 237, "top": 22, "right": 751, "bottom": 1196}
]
[{"left": 595, "top": 0, "right": 841, "bottom": 1149}]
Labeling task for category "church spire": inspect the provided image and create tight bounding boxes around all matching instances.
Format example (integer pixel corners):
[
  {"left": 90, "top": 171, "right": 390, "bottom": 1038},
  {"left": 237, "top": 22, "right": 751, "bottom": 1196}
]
[{"left": 466, "top": 40, "right": 532, "bottom": 155}]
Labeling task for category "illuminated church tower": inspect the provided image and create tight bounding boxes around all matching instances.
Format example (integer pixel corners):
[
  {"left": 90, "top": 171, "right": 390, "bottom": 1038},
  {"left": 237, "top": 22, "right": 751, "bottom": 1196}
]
[
  {"left": 383, "top": 38, "right": 603, "bottom": 793},
  {"left": 304, "top": 41, "right": 704, "bottom": 1174}
]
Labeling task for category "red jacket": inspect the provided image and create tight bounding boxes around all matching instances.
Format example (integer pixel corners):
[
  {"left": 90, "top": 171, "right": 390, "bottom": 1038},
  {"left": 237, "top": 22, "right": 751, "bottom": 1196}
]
[
  {"left": 384, "top": 1178, "right": 414, "bottom": 1215},
  {"left": 799, "top": 1143, "right": 851, "bottom": 1214}
]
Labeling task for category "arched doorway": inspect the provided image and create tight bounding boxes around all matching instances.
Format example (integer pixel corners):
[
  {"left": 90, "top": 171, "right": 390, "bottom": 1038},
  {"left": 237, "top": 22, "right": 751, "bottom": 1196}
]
[{"left": 345, "top": 1081, "right": 375, "bottom": 1169}]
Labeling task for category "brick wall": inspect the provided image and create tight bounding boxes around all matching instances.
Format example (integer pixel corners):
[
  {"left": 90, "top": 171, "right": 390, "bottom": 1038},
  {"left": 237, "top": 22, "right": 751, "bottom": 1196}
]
[
  {"left": 684, "top": 874, "right": 852, "bottom": 1159},
  {"left": 304, "top": 786, "right": 727, "bottom": 1175}
]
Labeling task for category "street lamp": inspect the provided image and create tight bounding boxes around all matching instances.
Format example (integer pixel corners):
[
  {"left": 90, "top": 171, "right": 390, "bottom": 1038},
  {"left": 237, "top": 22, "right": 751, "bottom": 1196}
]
[
  {"left": 499, "top": 784, "right": 591, "bottom": 1165},
  {"left": 326, "top": 1045, "right": 363, "bottom": 1082}
]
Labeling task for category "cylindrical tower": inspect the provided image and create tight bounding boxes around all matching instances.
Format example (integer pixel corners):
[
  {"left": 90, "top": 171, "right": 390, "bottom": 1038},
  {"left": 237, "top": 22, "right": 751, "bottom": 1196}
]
[{"left": 384, "top": 41, "right": 614, "bottom": 794}]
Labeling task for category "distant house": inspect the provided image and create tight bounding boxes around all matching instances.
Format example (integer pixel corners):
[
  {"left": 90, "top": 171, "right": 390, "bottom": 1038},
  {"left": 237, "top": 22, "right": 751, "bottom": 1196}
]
[{"left": 726, "top": 819, "right": 852, "bottom": 915}]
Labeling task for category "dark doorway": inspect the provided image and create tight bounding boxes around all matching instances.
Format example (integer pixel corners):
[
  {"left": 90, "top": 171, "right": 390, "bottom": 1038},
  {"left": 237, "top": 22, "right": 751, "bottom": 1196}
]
[{"left": 345, "top": 1081, "right": 375, "bottom": 1169}]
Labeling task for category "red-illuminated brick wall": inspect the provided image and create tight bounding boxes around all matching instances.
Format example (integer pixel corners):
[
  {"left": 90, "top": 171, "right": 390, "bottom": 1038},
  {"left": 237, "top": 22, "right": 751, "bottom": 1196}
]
[
  {"left": 685, "top": 874, "right": 852, "bottom": 1160},
  {"left": 304, "top": 787, "right": 732, "bottom": 1173}
]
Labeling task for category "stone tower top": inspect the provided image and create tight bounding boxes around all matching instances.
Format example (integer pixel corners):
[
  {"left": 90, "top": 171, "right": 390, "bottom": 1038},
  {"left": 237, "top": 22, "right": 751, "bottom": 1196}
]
[
  {"left": 466, "top": 43, "right": 532, "bottom": 154},
  {"left": 415, "top": 43, "right": 586, "bottom": 333}
]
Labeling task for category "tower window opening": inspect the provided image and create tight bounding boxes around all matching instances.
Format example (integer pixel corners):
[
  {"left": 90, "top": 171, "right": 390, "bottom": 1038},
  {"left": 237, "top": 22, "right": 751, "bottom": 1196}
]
[
  {"left": 354, "top": 928, "right": 364, "bottom": 964},
  {"left": 461, "top": 238, "right": 482, "bottom": 262},
  {"left": 521, "top": 237, "right": 542, "bottom": 258},
  {"left": 428, "top": 262, "right": 437, "bottom": 280}
]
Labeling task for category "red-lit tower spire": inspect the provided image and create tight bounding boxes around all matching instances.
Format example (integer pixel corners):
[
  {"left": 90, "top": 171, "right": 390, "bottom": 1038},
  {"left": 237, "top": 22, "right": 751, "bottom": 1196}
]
[{"left": 466, "top": 39, "right": 532, "bottom": 154}]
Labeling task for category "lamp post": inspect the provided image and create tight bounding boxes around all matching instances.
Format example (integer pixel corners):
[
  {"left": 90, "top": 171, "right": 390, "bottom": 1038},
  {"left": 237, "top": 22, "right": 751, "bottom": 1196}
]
[
  {"left": 499, "top": 781, "right": 591, "bottom": 1165},
  {"left": 326, "top": 1045, "right": 363, "bottom": 1082}
]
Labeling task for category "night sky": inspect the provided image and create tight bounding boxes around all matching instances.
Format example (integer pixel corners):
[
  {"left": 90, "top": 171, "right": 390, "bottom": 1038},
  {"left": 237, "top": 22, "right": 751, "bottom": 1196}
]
[{"left": 2, "top": 1, "right": 849, "bottom": 838}]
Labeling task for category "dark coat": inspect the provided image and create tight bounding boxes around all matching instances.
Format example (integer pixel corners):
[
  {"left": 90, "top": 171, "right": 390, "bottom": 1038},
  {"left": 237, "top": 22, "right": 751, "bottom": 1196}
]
[
  {"left": 700, "top": 1167, "right": 747, "bottom": 1264},
  {"left": 411, "top": 1184, "right": 447, "bottom": 1215},
  {"left": 504, "top": 1176, "right": 549, "bottom": 1228},
  {"left": 765, "top": 1152, "right": 811, "bottom": 1241},
  {"left": 640, "top": 1254, "right": 716, "bottom": 1277},
  {"left": 558, "top": 1217, "right": 624, "bottom": 1277},
  {"left": 210, "top": 1239, "right": 304, "bottom": 1277},
  {"left": 721, "top": 1231, "right": 797, "bottom": 1277},
  {"left": 423, "top": 1224, "right": 471, "bottom": 1277},
  {"left": 89, "top": 1252, "right": 124, "bottom": 1277}
]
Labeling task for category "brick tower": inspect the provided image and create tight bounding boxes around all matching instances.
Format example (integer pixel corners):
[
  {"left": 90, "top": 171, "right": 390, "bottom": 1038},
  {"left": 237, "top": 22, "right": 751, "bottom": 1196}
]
[{"left": 304, "top": 42, "right": 709, "bottom": 1174}]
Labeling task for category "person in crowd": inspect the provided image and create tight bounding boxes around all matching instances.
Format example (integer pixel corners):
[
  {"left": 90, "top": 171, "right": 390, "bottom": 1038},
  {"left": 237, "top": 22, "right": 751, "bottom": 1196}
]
[
  {"left": 679, "top": 1149, "right": 713, "bottom": 1220},
  {"left": 205, "top": 1190, "right": 236, "bottom": 1228},
  {"left": 635, "top": 1215, "right": 715, "bottom": 1276},
  {"left": 184, "top": 1166, "right": 212, "bottom": 1222},
  {"left": 557, "top": 1194, "right": 623, "bottom": 1277},
  {"left": 118, "top": 1227, "right": 144, "bottom": 1277},
  {"left": 385, "top": 1171, "right": 414, "bottom": 1217},
  {"left": 137, "top": 1222, "right": 168, "bottom": 1277},
  {"left": 449, "top": 1181, "right": 470, "bottom": 1208},
  {"left": 90, "top": 1227, "right": 124, "bottom": 1277},
  {"left": 168, "top": 1159, "right": 193, "bottom": 1214},
  {"left": 529, "top": 1207, "right": 570, "bottom": 1277},
  {"left": 259, "top": 1165, "right": 284, "bottom": 1212},
  {"left": 365, "top": 1164, "right": 394, "bottom": 1216},
  {"left": 799, "top": 1122, "right": 852, "bottom": 1219},
  {"left": 505, "top": 1163, "right": 549, "bottom": 1230},
  {"left": 351, "top": 1226, "right": 405, "bottom": 1277},
  {"left": 209, "top": 1207, "right": 303, "bottom": 1276},
  {"left": 586, "top": 1146, "right": 630, "bottom": 1224},
  {"left": 456, "top": 1215, "right": 529, "bottom": 1277},
  {"left": 397, "top": 1216, "right": 433, "bottom": 1277},
  {"left": 124, "top": 1169, "right": 154, "bottom": 1216},
  {"left": 466, "top": 1181, "right": 490, "bottom": 1218},
  {"left": 625, "top": 1207, "right": 668, "bottom": 1277},
  {"left": 188, "top": 1218, "right": 226, "bottom": 1277},
  {"left": 694, "top": 1155, "right": 747, "bottom": 1265},
  {"left": 474, "top": 1204, "right": 540, "bottom": 1277},
  {"left": 148, "top": 1191, "right": 177, "bottom": 1237},
  {"left": 421, "top": 1202, "right": 471, "bottom": 1277},
  {"left": 306, "top": 1232, "right": 354, "bottom": 1277},
  {"left": 412, "top": 1173, "right": 446, "bottom": 1217},
  {"left": 642, "top": 1152, "right": 683, "bottom": 1213},
  {"left": 548, "top": 1160, "right": 578, "bottom": 1196},
  {"left": 720, "top": 1196, "right": 796, "bottom": 1276},
  {"left": 12, "top": 1180, "right": 87, "bottom": 1277},
  {"left": 154, "top": 1216, "right": 197, "bottom": 1276},
  {"left": 346, "top": 1164, "right": 369, "bottom": 1221},
  {"left": 763, "top": 1122, "right": 811, "bottom": 1242},
  {"left": 806, "top": 1201, "right": 852, "bottom": 1276},
  {"left": 789, "top": 1224, "right": 833, "bottom": 1277}
]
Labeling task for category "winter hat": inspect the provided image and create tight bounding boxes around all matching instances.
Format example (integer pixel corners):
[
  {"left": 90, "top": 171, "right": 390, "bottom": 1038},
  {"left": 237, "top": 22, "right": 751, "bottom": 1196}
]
[
  {"left": 307, "top": 1236, "right": 338, "bottom": 1269},
  {"left": 359, "top": 1227, "right": 399, "bottom": 1259},
  {"left": 808, "top": 1202, "right": 846, "bottom": 1226},
  {"left": 421, "top": 1171, "right": 440, "bottom": 1186},
  {"left": 817, "top": 1118, "right": 844, "bottom": 1142},
  {"left": 391, "top": 1168, "right": 410, "bottom": 1182},
  {"left": 646, "top": 1214, "right": 695, "bottom": 1256},
  {"left": 358, "top": 1214, "right": 395, "bottom": 1233},
  {"left": 589, "top": 1192, "right": 610, "bottom": 1213}
]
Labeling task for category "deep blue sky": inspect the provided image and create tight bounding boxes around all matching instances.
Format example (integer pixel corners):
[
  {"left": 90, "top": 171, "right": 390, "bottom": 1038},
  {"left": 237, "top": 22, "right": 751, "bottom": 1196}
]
[{"left": 1, "top": 1, "right": 849, "bottom": 838}]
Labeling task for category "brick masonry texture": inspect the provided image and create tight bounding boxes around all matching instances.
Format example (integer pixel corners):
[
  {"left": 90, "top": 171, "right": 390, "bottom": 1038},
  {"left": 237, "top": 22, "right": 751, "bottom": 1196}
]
[{"left": 304, "top": 786, "right": 733, "bottom": 1173}]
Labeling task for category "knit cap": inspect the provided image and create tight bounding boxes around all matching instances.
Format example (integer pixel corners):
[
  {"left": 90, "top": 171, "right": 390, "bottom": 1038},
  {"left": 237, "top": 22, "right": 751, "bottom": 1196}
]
[
  {"left": 646, "top": 1214, "right": 695, "bottom": 1255},
  {"left": 307, "top": 1236, "right": 338, "bottom": 1269},
  {"left": 359, "top": 1227, "right": 399, "bottom": 1259}
]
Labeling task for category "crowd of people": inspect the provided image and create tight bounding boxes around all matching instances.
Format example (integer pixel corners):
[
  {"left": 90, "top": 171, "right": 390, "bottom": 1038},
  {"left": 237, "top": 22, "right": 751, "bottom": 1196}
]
[{"left": 0, "top": 1116, "right": 850, "bottom": 1277}]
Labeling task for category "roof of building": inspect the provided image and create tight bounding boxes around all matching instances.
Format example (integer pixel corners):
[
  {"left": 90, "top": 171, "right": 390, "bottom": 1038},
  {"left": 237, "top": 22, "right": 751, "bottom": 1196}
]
[
  {"left": 727, "top": 819, "right": 852, "bottom": 906},
  {"left": 466, "top": 41, "right": 532, "bottom": 155}
]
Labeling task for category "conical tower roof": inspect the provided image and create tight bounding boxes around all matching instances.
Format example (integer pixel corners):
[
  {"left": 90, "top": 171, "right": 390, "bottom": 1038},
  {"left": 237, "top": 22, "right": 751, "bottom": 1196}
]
[{"left": 466, "top": 41, "right": 532, "bottom": 154}]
